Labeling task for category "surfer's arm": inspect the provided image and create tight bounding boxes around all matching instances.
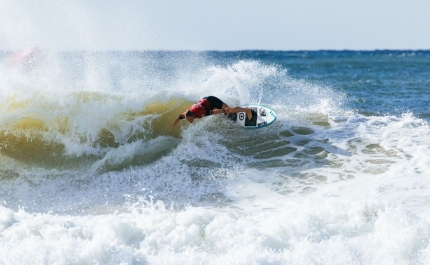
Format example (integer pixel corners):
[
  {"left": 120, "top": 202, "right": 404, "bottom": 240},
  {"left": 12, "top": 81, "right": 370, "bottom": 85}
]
[
  {"left": 168, "top": 118, "right": 180, "bottom": 131},
  {"left": 210, "top": 103, "right": 231, "bottom": 115},
  {"left": 168, "top": 113, "right": 185, "bottom": 130}
]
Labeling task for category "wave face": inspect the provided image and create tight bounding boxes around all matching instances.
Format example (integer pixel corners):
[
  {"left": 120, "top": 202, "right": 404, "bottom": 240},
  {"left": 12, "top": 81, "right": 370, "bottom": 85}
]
[{"left": 1, "top": 50, "right": 430, "bottom": 264}]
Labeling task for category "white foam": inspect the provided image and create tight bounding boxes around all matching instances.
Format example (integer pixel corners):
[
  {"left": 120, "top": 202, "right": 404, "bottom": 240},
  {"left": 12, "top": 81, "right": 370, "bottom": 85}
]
[{"left": 1, "top": 192, "right": 429, "bottom": 264}]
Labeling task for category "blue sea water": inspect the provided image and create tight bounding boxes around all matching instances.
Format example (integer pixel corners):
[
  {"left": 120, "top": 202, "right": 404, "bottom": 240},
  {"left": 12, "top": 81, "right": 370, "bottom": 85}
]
[
  {"left": 1, "top": 50, "right": 430, "bottom": 264},
  {"left": 206, "top": 50, "right": 430, "bottom": 119}
]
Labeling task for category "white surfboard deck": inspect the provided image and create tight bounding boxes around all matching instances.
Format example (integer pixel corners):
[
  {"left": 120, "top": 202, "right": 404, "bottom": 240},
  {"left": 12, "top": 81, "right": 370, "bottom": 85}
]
[{"left": 227, "top": 104, "right": 277, "bottom": 128}]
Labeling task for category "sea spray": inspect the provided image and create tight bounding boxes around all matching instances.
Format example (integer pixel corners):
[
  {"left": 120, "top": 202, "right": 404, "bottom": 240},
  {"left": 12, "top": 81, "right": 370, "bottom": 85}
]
[{"left": 1, "top": 51, "right": 430, "bottom": 264}]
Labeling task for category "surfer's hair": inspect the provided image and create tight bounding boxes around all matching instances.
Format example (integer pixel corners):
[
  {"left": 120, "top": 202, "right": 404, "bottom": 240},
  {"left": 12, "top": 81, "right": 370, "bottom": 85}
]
[{"left": 185, "top": 110, "right": 193, "bottom": 117}]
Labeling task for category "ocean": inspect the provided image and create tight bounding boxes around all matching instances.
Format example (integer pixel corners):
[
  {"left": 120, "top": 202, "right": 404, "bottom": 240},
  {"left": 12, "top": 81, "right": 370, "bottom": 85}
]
[{"left": 1, "top": 50, "right": 429, "bottom": 264}]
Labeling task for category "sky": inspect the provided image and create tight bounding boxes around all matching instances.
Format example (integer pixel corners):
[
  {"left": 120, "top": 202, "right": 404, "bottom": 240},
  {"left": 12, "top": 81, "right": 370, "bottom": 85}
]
[{"left": 0, "top": 0, "right": 429, "bottom": 51}]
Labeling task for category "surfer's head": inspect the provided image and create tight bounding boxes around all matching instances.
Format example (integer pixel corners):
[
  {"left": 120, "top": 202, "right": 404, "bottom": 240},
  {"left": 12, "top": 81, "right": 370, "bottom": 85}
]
[{"left": 185, "top": 109, "right": 194, "bottom": 123}]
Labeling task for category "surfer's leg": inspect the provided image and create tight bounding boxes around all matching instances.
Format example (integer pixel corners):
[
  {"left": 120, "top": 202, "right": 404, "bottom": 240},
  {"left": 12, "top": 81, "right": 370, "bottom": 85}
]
[
  {"left": 205, "top": 96, "right": 224, "bottom": 110},
  {"left": 205, "top": 96, "right": 232, "bottom": 115},
  {"left": 221, "top": 103, "right": 231, "bottom": 114}
]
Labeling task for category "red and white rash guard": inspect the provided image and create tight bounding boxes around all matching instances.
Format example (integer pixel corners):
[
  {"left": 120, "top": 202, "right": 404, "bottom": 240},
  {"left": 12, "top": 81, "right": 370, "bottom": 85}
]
[
  {"left": 181, "top": 98, "right": 212, "bottom": 119},
  {"left": 190, "top": 98, "right": 211, "bottom": 118}
]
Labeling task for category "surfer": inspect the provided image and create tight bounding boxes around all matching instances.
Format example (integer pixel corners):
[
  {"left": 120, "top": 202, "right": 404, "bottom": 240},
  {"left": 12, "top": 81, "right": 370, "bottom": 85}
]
[{"left": 168, "top": 96, "right": 252, "bottom": 130}]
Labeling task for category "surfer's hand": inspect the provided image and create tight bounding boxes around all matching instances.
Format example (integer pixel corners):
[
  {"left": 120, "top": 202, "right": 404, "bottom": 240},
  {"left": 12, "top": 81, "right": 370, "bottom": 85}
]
[
  {"left": 168, "top": 117, "right": 180, "bottom": 131},
  {"left": 224, "top": 107, "right": 232, "bottom": 115}
]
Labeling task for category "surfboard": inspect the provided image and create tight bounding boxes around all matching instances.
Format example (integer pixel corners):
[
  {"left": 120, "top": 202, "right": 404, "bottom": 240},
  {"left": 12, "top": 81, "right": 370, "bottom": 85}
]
[{"left": 227, "top": 104, "right": 277, "bottom": 128}]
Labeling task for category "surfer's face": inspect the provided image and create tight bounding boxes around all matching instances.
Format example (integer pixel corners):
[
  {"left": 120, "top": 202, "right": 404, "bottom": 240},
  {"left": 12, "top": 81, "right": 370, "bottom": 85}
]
[{"left": 186, "top": 116, "right": 194, "bottom": 123}]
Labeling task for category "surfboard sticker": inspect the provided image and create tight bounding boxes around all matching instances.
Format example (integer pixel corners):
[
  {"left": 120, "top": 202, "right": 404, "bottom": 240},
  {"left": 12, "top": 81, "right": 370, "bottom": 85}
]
[{"left": 227, "top": 105, "right": 276, "bottom": 129}]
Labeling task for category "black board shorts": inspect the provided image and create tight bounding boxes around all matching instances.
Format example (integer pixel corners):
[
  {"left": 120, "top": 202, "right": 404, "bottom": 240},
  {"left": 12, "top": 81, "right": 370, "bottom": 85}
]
[{"left": 204, "top": 96, "right": 224, "bottom": 110}]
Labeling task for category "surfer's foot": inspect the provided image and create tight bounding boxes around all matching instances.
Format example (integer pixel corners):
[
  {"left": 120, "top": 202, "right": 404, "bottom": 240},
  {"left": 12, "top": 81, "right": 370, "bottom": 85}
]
[{"left": 246, "top": 108, "right": 252, "bottom": 120}]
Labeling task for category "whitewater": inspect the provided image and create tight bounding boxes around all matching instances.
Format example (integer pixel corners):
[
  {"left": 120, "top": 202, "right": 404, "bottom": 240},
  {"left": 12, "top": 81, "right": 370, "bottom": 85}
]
[{"left": 0, "top": 50, "right": 430, "bottom": 264}]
